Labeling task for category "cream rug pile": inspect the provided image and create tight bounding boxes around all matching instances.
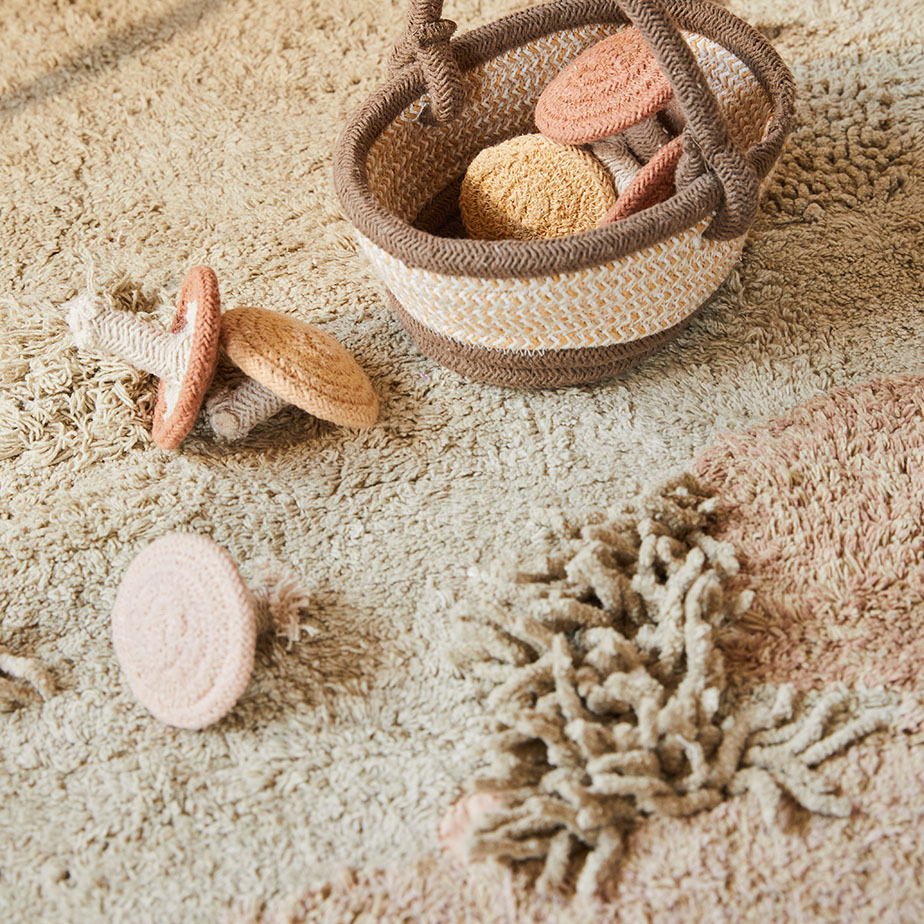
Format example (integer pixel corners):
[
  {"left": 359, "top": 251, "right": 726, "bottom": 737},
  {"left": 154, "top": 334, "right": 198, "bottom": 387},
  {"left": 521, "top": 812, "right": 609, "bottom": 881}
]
[{"left": 1, "top": 0, "right": 923, "bottom": 920}]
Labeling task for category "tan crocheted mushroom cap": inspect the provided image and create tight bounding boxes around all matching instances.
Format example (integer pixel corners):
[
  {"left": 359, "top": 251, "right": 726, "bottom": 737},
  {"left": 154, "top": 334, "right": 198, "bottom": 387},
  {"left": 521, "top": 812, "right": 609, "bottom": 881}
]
[
  {"left": 151, "top": 266, "right": 222, "bottom": 450},
  {"left": 459, "top": 134, "right": 616, "bottom": 241},
  {"left": 111, "top": 533, "right": 257, "bottom": 730},
  {"left": 535, "top": 28, "right": 673, "bottom": 145},
  {"left": 601, "top": 132, "right": 685, "bottom": 223},
  {"left": 220, "top": 307, "right": 379, "bottom": 429}
]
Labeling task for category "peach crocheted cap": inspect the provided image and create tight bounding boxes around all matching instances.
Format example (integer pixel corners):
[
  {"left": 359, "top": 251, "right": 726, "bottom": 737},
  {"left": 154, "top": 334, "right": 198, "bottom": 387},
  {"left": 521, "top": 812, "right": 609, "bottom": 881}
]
[
  {"left": 111, "top": 533, "right": 257, "bottom": 730},
  {"left": 601, "top": 133, "right": 685, "bottom": 223},
  {"left": 220, "top": 307, "right": 379, "bottom": 429},
  {"left": 459, "top": 134, "right": 616, "bottom": 241},
  {"left": 535, "top": 28, "right": 673, "bottom": 145},
  {"left": 152, "top": 266, "right": 222, "bottom": 450}
]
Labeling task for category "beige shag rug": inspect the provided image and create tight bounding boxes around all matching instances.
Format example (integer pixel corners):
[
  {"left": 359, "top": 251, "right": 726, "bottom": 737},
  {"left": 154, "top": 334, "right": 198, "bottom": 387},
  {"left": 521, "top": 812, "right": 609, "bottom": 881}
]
[{"left": 2, "top": 0, "right": 924, "bottom": 921}]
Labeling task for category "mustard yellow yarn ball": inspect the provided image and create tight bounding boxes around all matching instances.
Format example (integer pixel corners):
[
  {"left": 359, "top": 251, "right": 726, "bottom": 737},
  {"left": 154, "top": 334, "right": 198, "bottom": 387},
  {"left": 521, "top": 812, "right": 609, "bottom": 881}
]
[{"left": 459, "top": 134, "right": 616, "bottom": 241}]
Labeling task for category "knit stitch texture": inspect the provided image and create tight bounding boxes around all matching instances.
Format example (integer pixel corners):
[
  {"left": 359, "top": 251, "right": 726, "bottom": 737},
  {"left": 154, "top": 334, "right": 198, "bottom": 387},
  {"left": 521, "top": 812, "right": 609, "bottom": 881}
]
[
  {"left": 535, "top": 27, "right": 673, "bottom": 144},
  {"left": 603, "top": 132, "right": 685, "bottom": 223},
  {"left": 151, "top": 265, "right": 222, "bottom": 450},
  {"left": 219, "top": 306, "right": 379, "bottom": 429},
  {"left": 459, "top": 134, "right": 616, "bottom": 241}
]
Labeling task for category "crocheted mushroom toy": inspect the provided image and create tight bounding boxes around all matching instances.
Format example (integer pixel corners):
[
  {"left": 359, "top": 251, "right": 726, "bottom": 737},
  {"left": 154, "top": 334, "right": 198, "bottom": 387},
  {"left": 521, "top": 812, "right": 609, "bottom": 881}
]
[
  {"left": 112, "top": 532, "right": 313, "bottom": 730},
  {"left": 66, "top": 265, "right": 221, "bottom": 449},
  {"left": 205, "top": 306, "right": 379, "bottom": 440},
  {"left": 536, "top": 28, "right": 673, "bottom": 155},
  {"left": 459, "top": 134, "right": 616, "bottom": 241},
  {"left": 601, "top": 132, "right": 686, "bottom": 223},
  {"left": 535, "top": 28, "right": 681, "bottom": 204}
]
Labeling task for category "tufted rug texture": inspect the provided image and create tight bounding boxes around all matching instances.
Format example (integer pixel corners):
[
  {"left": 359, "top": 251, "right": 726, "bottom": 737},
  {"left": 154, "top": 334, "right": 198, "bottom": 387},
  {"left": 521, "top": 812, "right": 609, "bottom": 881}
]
[{"left": 1, "top": 0, "right": 924, "bottom": 921}]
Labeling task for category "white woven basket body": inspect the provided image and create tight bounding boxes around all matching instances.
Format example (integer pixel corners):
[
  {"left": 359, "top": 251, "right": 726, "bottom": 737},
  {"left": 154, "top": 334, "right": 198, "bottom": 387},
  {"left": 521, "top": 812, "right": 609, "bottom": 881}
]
[{"left": 359, "top": 29, "right": 772, "bottom": 353}]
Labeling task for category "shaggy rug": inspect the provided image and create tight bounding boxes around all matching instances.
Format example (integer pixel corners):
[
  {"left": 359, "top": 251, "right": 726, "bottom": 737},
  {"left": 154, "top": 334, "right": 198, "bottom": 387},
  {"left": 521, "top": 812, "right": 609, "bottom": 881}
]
[{"left": 1, "top": 0, "right": 923, "bottom": 921}]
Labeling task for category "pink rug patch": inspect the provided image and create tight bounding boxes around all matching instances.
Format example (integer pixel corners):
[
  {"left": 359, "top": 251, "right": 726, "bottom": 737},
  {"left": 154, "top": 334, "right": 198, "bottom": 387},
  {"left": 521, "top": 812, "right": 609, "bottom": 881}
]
[
  {"left": 694, "top": 375, "right": 924, "bottom": 691},
  {"left": 438, "top": 793, "right": 501, "bottom": 862},
  {"left": 245, "top": 708, "right": 924, "bottom": 923}
]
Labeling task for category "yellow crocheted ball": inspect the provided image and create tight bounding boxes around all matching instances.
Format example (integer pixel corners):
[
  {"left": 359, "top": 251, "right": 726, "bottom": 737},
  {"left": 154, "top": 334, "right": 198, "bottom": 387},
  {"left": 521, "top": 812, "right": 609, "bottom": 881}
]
[{"left": 459, "top": 134, "right": 616, "bottom": 241}]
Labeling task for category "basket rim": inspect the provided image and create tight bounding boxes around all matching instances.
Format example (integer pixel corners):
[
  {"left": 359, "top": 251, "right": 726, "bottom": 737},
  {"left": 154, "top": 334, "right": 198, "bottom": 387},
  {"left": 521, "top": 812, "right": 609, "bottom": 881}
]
[{"left": 333, "top": 0, "right": 795, "bottom": 280}]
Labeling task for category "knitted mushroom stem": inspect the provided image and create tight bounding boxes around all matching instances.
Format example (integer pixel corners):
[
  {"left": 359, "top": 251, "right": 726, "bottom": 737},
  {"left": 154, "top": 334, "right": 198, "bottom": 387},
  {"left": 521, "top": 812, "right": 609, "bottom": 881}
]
[
  {"left": 67, "top": 294, "right": 191, "bottom": 381},
  {"left": 621, "top": 116, "right": 670, "bottom": 161},
  {"left": 589, "top": 135, "right": 641, "bottom": 194},
  {"left": 206, "top": 379, "right": 287, "bottom": 440}
]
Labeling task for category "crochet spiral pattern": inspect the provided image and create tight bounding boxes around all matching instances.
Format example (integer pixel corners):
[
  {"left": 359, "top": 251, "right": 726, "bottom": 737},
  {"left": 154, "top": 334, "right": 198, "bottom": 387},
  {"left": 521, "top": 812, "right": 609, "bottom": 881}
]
[
  {"left": 451, "top": 477, "right": 896, "bottom": 896},
  {"left": 112, "top": 534, "right": 257, "bottom": 730},
  {"left": 219, "top": 306, "right": 379, "bottom": 430},
  {"left": 535, "top": 28, "right": 674, "bottom": 145},
  {"left": 111, "top": 534, "right": 314, "bottom": 730},
  {"left": 459, "top": 134, "right": 616, "bottom": 241}
]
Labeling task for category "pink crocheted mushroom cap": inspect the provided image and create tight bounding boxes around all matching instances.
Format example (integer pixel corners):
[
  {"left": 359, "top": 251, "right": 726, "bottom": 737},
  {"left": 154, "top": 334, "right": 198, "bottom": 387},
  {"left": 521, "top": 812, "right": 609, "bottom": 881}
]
[
  {"left": 151, "top": 266, "right": 222, "bottom": 450},
  {"left": 600, "top": 133, "right": 685, "bottom": 223},
  {"left": 111, "top": 533, "right": 257, "bottom": 730},
  {"left": 535, "top": 28, "right": 673, "bottom": 145}
]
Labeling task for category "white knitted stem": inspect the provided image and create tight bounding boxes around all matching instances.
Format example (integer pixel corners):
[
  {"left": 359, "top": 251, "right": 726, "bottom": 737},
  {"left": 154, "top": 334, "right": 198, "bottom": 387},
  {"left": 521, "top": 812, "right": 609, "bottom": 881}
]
[
  {"left": 206, "top": 378, "right": 287, "bottom": 440},
  {"left": 66, "top": 294, "right": 190, "bottom": 381},
  {"left": 589, "top": 135, "right": 642, "bottom": 193},
  {"left": 622, "top": 116, "right": 671, "bottom": 162}
]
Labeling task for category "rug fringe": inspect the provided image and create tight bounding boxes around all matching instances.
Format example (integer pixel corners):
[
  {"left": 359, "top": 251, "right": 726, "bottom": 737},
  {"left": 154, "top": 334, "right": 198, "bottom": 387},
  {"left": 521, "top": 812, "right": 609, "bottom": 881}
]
[{"left": 0, "top": 644, "right": 55, "bottom": 710}]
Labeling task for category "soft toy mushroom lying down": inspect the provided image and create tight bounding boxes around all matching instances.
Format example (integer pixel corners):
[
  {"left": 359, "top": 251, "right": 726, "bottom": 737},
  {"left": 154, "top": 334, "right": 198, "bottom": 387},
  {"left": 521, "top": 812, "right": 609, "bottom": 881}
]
[
  {"left": 535, "top": 27, "right": 691, "bottom": 218},
  {"left": 112, "top": 532, "right": 316, "bottom": 729},
  {"left": 206, "top": 306, "right": 379, "bottom": 441},
  {"left": 67, "top": 265, "right": 222, "bottom": 450},
  {"left": 67, "top": 266, "right": 379, "bottom": 445}
]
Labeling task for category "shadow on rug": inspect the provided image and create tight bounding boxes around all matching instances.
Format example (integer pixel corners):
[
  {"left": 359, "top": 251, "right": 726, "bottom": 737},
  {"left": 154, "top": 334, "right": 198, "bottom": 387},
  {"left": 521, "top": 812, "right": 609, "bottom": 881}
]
[{"left": 244, "top": 373, "right": 924, "bottom": 923}]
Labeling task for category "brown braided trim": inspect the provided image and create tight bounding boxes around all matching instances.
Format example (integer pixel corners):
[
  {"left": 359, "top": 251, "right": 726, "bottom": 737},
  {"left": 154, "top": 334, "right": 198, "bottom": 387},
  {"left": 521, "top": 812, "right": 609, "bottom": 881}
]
[
  {"left": 387, "top": 0, "right": 464, "bottom": 123},
  {"left": 388, "top": 292, "right": 697, "bottom": 387},
  {"left": 333, "top": 0, "right": 795, "bottom": 279},
  {"left": 413, "top": 175, "right": 465, "bottom": 235},
  {"left": 619, "top": 0, "right": 757, "bottom": 239}
]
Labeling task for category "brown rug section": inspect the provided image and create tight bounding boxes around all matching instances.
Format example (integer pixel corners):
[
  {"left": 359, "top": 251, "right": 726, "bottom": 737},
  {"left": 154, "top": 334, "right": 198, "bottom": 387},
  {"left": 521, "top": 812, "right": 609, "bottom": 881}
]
[{"left": 694, "top": 376, "right": 924, "bottom": 692}]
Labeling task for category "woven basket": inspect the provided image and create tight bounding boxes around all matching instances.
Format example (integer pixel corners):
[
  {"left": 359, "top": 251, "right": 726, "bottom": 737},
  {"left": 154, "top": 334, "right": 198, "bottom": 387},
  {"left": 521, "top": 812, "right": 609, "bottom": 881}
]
[{"left": 334, "top": 0, "right": 795, "bottom": 387}]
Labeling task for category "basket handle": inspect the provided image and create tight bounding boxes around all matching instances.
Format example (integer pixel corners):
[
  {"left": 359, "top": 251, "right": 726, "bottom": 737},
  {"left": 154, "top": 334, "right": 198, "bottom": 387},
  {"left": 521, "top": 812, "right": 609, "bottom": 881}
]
[
  {"left": 616, "top": 0, "right": 759, "bottom": 240},
  {"left": 387, "top": 0, "right": 464, "bottom": 124},
  {"left": 389, "top": 0, "right": 759, "bottom": 237}
]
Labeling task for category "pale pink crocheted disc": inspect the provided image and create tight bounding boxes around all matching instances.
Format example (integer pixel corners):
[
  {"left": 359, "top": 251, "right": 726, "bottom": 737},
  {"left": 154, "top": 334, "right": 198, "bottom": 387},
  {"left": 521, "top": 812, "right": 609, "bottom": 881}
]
[
  {"left": 220, "top": 306, "right": 379, "bottom": 429},
  {"left": 151, "top": 266, "right": 222, "bottom": 450},
  {"left": 535, "top": 28, "right": 673, "bottom": 145},
  {"left": 112, "top": 533, "right": 257, "bottom": 730},
  {"left": 601, "top": 133, "right": 685, "bottom": 223}
]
